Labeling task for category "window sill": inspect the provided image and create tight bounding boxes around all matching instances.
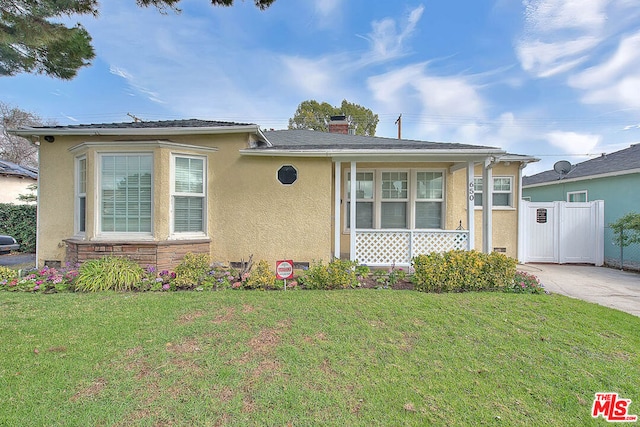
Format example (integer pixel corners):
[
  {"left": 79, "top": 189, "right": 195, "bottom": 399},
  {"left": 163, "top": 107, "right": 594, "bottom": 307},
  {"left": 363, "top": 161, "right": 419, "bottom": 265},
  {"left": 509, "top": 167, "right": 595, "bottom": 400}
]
[
  {"left": 473, "top": 207, "right": 516, "bottom": 211},
  {"left": 169, "top": 233, "right": 209, "bottom": 240}
]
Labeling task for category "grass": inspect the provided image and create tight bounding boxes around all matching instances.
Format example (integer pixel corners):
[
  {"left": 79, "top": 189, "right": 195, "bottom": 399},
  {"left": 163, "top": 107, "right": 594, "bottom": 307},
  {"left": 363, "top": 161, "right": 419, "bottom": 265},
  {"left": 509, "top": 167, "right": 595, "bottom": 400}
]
[{"left": 1, "top": 290, "right": 639, "bottom": 426}]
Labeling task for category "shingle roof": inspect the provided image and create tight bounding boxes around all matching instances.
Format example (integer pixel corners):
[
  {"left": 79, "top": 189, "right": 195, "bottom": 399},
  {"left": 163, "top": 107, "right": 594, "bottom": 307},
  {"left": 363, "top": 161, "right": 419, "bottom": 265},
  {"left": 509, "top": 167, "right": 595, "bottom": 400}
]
[
  {"left": 22, "top": 119, "right": 253, "bottom": 130},
  {"left": 523, "top": 143, "right": 640, "bottom": 186},
  {"left": 260, "top": 129, "right": 500, "bottom": 151},
  {"left": 0, "top": 160, "right": 38, "bottom": 179}
]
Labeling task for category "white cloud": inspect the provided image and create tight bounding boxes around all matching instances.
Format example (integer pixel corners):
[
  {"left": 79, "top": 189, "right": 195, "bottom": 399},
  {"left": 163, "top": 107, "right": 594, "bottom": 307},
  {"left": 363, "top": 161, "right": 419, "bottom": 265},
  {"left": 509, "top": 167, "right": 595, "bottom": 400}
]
[
  {"left": 516, "top": 37, "right": 598, "bottom": 77},
  {"left": 523, "top": 0, "right": 608, "bottom": 33},
  {"left": 515, "top": 0, "right": 634, "bottom": 78},
  {"left": 368, "top": 62, "right": 484, "bottom": 120},
  {"left": 568, "top": 31, "right": 640, "bottom": 109},
  {"left": 545, "top": 130, "right": 601, "bottom": 154},
  {"left": 313, "top": 0, "right": 342, "bottom": 17},
  {"left": 359, "top": 5, "right": 425, "bottom": 64}
]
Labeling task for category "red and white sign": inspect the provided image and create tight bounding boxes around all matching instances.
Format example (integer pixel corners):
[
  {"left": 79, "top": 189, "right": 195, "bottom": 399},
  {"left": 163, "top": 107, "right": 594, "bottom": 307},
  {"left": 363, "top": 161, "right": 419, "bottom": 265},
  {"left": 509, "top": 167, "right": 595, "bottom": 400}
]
[
  {"left": 592, "top": 393, "right": 637, "bottom": 422},
  {"left": 276, "top": 260, "right": 294, "bottom": 280}
]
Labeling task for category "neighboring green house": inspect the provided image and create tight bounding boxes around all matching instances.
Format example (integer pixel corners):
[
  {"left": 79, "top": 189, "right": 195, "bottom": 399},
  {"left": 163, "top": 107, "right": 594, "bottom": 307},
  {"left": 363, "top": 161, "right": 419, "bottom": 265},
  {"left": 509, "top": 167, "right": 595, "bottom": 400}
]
[{"left": 522, "top": 143, "right": 640, "bottom": 268}]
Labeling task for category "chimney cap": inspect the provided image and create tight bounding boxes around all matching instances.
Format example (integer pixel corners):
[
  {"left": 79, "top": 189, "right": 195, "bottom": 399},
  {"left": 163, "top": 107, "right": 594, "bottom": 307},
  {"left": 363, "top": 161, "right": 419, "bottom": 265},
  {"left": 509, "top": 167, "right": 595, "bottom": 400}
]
[{"left": 330, "top": 115, "right": 347, "bottom": 121}]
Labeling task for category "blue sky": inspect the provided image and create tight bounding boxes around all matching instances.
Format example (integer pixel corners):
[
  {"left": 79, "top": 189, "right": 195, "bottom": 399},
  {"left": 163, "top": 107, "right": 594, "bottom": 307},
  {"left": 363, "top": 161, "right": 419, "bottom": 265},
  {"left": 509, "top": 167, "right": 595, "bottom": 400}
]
[{"left": 2, "top": 0, "right": 640, "bottom": 175}]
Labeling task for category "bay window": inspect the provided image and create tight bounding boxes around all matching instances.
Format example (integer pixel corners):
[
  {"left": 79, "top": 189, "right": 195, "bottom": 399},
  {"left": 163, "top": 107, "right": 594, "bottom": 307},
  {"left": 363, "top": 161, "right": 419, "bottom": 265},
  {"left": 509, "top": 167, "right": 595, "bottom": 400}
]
[
  {"left": 172, "top": 155, "right": 206, "bottom": 234},
  {"left": 346, "top": 169, "right": 444, "bottom": 230},
  {"left": 100, "top": 154, "right": 153, "bottom": 234},
  {"left": 76, "top": 156, "right": 86, "bottom": 234}
]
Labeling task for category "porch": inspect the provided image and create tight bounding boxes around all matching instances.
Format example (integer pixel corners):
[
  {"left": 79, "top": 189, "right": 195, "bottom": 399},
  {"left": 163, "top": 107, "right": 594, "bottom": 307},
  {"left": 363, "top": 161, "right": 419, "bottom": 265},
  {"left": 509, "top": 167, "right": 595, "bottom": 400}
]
[
  {"left": 334, "top": 157, "right": 507, "bottom": 266},
  {"left": 354, "top": 229, "right": 470, "bottom": 266}
]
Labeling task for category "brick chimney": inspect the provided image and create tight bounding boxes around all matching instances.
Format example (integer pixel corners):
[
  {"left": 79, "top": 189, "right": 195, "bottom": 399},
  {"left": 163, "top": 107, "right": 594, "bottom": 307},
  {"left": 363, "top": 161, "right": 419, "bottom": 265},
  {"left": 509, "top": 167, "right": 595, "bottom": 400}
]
[{"left": 328, "top": 115, "right": 349, "bottom": 134}]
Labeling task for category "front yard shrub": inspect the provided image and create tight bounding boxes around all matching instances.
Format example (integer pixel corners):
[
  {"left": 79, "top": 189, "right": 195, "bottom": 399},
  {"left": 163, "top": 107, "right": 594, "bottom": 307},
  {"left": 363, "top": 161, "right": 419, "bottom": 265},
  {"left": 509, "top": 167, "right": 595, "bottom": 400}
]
[
  {"left": 0, "top": 266, "right": 17, "bottom": 281},
  {"left": 75, "top": 257, "right": 144, "bottom": 292},
  {"left": 412, "top": 250, "right": 517, "bottom": 293},
  {"left": 299, "top": 260, "right": 330, "bottom": 290},
  {"left": 300, "top": 259, "right": 359, "bottom": 289},
  {"left": 0, "top": 203, "right": 36, "bottom": 252},
  {"left": 173, "top": 253, "right": 212, "bottom": 289},
  {"left": 244, "top": 260, "right": 276, "bottom": 290}
]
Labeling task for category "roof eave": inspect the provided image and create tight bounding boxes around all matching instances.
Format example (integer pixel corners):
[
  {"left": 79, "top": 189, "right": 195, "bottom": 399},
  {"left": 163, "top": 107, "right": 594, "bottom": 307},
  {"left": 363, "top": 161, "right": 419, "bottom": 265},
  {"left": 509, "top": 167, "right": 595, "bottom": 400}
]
[
  {"left": 239, "top": 148, "right": 506, "bottom": 160},
  {"left": 10, "top": 124, "right": 261, "bottom": 137},
  {"left": 523, "top": 167, "right": 640, "bottom": 188}
]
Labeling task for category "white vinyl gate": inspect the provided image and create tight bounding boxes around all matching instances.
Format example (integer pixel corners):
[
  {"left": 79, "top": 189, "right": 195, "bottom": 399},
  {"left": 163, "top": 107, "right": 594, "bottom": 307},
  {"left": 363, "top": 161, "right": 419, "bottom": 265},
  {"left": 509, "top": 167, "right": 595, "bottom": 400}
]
[{"left": 520, "top": 201, "right": 604, "bottom": 265}]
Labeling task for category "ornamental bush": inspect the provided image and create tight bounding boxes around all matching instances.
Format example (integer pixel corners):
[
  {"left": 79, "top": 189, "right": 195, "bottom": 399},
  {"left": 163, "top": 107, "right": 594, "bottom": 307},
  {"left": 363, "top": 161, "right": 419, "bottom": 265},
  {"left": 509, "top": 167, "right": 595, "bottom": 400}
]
[
  {"left": 173, "top": 253, "right": 212, "bottom": 289},
  {"left": 244, "top": 260, "right": 276, "bottom": 290},
  {"left": 75, "top": 257, "right": 144, "bottom": 292},
  {"left": 412, "top": 250, "right": 517, "bottom": 293},
  {"left": 300, "top": 258, "right": 359, "bottom": 289}
]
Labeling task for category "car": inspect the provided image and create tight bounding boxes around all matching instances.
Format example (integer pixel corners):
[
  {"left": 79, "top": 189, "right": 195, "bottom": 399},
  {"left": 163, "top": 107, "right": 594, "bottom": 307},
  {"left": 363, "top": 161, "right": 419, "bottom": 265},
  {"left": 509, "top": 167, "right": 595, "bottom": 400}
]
[{"left": 0, "top": 235, "right": 20, "bottom": 255}]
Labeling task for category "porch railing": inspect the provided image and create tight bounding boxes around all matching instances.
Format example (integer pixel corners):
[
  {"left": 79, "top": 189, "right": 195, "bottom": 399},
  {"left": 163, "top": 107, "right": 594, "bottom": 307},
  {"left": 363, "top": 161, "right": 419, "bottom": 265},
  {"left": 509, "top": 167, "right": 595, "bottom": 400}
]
[{"left": 354, "top": 229, "right": 470, "bottom": 267}]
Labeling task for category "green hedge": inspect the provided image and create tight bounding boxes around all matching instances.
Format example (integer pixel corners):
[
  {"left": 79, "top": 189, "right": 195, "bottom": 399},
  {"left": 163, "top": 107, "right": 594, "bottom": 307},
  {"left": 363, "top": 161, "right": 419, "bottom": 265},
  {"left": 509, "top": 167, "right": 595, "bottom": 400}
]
[
  {"left": 412, "top": 250, "right": 517, "bottom": 293},
  {"left": 0, "top": 203, "right": 37, "bottom": 253}
]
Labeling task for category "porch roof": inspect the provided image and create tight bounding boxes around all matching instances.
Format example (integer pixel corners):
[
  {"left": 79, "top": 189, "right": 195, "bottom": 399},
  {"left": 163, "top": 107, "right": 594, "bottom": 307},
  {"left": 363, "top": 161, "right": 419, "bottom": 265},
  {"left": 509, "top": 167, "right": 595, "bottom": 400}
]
[{"left": 242, "top": 129, "right": 510, "bottom": 161}]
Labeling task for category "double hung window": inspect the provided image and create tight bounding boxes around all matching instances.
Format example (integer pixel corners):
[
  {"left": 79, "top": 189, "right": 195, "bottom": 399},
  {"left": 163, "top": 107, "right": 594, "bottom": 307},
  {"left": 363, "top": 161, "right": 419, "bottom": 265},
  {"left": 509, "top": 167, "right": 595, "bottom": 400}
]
[
  {"left": 76, "top": 156, "right": 86, "bottom": 234},
  {"left": 346, "top": 170, "right": 444, "bottom": 230},
  {"left": 474, "top": 176, "right": 513, "bottom": 208},
  {"left": 100, "top": 154, "right": 153, "bottom": 233},
  {"left": 172, "top": 155, "right": 206, "bottom": 234}
]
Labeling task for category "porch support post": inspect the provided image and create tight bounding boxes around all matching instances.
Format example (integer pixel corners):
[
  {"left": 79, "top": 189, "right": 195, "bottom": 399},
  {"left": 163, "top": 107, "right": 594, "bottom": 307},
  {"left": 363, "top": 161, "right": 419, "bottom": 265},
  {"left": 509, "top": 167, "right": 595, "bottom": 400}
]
[
  {"left": 334, "top": 161, "right": 341, "bottom": 259},
  {"left": 349, "top": 161, "right": 357, "bottom": 261},
  {"left": 517, "top": 163, "right": 526, "bottom": 263},
  {"left": 467, "top": 161, "right": 475, "bottom": 251},
  {"left": 482, "top": 157, "right": 494, "bottom": 253}
]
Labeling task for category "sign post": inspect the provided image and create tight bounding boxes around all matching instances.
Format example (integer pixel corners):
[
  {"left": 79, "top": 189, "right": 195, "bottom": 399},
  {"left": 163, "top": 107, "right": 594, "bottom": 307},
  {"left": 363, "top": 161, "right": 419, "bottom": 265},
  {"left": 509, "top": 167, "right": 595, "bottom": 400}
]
[{"left": 276, "top": 260, "right": 294, "bottom": 291}]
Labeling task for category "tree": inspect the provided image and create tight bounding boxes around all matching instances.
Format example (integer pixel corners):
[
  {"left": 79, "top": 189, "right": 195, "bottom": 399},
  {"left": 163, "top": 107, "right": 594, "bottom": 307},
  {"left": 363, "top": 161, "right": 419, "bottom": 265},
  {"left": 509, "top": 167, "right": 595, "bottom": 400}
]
[
  {"left": 288, "top": 100, "right": 379, "bottom": 136},
  {"left": 0, "top": 102, "right": 52, "bottom": 167},
  {"left": 0, "top": 0, "right": 275, "bottom": 80}
]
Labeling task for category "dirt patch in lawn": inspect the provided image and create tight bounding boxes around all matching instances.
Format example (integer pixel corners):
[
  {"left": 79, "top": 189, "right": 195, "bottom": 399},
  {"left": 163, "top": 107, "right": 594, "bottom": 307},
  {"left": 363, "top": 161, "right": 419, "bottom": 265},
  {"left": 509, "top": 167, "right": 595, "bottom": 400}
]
[
  {"left": 166, "top": 338, "right": 201, "bottom": 354},
  {"left": 177, "top": 310, "right": 206, "bottom": 325},
  {"left": 212, "top": 307, "right": 236, "bottom": 324},
  {"left": 70, "top": 377, "right": 107, "bottom": 402}
]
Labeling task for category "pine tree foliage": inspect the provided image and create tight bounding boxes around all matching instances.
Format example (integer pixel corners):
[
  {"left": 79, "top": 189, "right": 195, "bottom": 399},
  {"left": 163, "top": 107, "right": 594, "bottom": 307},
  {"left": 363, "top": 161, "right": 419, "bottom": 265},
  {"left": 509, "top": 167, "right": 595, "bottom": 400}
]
[{"left": 0, "top": 0, "right": 275, "bottom": 79}]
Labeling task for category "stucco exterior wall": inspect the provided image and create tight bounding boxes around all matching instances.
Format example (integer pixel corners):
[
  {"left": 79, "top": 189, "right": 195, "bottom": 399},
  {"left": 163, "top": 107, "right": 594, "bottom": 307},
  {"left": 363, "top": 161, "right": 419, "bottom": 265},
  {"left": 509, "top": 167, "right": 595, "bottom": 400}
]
[
  {"left": 37, "top": 133, "right": 333, "bottom": 268},
  {"left": 0, "top": 176, "right": 37, "bottom": 204}
]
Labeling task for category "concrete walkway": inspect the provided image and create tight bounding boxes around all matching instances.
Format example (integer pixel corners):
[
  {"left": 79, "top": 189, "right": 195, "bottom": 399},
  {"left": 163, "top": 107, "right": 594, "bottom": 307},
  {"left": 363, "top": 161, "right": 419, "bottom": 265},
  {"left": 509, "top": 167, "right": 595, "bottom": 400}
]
[{"left": 518, "top": 263, "right": 640, "bottom": 318}]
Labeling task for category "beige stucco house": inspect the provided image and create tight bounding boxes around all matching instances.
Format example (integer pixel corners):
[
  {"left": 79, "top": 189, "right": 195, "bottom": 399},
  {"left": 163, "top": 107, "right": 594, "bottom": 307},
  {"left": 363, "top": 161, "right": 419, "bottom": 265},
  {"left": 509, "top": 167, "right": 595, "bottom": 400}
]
[
  {"left": 11, "top": 118, "right": 537, "bottom": 270},
  {"left": 0, "top": 160, "right": 37, "bottom": 204}
]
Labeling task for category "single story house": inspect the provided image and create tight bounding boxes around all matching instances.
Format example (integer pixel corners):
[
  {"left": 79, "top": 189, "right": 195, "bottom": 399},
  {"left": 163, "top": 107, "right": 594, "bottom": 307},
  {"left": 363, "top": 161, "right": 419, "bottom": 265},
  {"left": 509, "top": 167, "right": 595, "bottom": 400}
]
[
  {"left": 12, "top": 118, "right": 537, "bottom": 270},
  {"left": 523, "top": 143, "right": 640, "bottom": 268},
  {"left": 0, "top": 159, "right": 38, "bottom": 204}
]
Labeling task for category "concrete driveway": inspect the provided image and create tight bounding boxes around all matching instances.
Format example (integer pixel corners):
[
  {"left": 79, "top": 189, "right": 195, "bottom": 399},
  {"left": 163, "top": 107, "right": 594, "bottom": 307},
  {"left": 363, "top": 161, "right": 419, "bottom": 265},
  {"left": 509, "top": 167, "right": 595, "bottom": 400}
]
[{"left": 518, "top": 263, "right": 640, "bottom": 318}]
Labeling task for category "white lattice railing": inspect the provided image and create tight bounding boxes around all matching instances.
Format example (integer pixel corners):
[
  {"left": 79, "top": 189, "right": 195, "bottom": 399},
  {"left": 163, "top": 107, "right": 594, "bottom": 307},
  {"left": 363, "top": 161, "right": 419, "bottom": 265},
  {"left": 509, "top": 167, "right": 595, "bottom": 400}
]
[{"left": 354, "top": 230, "right": 470, "bottom": 266}]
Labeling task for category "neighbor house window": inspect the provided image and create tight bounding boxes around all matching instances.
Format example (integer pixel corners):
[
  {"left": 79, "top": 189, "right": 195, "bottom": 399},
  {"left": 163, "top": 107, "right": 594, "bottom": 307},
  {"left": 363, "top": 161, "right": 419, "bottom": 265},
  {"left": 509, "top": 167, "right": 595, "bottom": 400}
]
[
  {"left": 100, "top": 154, "right": 153, "bottom": 233},
  {"left": 474, "top": 176, "right": 513, "bottom": 208},
  {"left": 172, "top": 155, "right": 206, "bottom": 234},
  {"left": 76, "top": 156, "right": 86, "bottom": 234},
  {"left": 346, "top": 169, "right": 444, "bottom": 230},
  {"left": 567, "top": 191, "right": 587, "bottom": 202}
]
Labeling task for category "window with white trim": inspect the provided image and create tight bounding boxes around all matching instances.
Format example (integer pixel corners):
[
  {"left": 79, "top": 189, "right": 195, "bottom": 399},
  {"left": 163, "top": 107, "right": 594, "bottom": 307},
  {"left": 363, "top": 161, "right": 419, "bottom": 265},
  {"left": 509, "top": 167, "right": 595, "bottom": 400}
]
[
  {"left": 100, "top": 154, "right": 153, "bottom": 233},
  {"left": 172, "top": 155, "right": 206, "bottom": 234},
  {"left": 474, "top": 176, "right": 513, "bottom": 207},
  {"left": 346, "top": 170, "right": 444, "bottom": 230},
  {"left": 76, "top": 156, "right": 86, "bottom": 234},
  {"left": 346, "top": 171, "right": 374, "bottom": 228},
  {"left": 567, "top": 191, "right": 587, "bottom": 202}
]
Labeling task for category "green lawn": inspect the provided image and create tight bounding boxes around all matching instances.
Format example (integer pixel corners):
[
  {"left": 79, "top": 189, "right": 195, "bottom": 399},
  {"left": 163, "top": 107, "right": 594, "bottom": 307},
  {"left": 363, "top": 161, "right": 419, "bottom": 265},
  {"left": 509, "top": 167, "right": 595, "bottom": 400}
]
[{"left": 1, "top": 290, "right": 638, "bottom": 426}]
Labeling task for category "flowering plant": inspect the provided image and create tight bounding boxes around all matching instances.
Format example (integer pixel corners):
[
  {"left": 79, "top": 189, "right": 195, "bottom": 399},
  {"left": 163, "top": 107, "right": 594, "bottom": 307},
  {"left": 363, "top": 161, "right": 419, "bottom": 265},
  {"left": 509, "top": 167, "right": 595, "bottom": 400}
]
[
  {"left": 507, "top": 271, "right": 544, "bottom": 294},
  {"left": 0, "top": 264, "right": 78, "bottom": 293}
]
